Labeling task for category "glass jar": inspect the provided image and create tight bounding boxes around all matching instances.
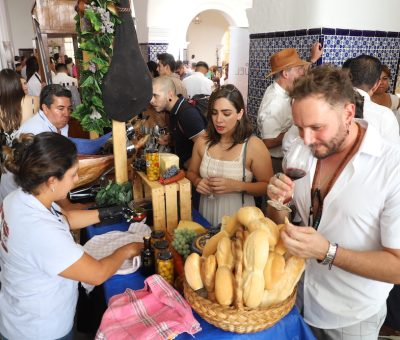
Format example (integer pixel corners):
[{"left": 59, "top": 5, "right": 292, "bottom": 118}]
[
  {"left": 156, "top": 250, "right": 174, "bottom": 285},
  {"left": 153, "top": 239, "right": 169, "bottom": 259},
  {"left": 146, "top": 149, "right": 160, "bottom": 181},
  {"left": 151, "top": 230, "right": 165, "bottom": 247}
]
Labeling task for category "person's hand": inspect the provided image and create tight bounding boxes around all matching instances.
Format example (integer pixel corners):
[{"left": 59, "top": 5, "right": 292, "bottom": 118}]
[
  {"left": 280, "top": 222, "right": 329, "bottom": 260},
  {"left": 267, "top": 172, "right": 294, "bottom": 203},
  {"left": 310, "top": 42, "right": 323, "bottom": 63},
  {"left": 196, "top": 178, "right": 212, "bottom": 195},
  {"left": 208, "top": 177, "right": 238, "bottom": 194},
  {"left": 158, "top": 134, "right": 170, "bottom": 146},
  {"left": 119, "top": 242, "right": 143, "bottom": 258}
]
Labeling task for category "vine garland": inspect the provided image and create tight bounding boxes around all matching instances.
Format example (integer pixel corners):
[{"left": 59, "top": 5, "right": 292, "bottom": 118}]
[{"left": 73, "top": 0, "right": 120, "bottom": 134}]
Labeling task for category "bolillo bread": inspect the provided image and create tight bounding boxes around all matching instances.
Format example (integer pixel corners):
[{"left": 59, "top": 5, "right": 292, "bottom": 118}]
[
  {"left": 274, "top": 224, "right": 287, "bottom": 255},
  {"left": 236, "top": 206, "right": 265, "bottom": 228},
  {"left": 184, "top": 252, "right": 204, "bottom": 291},
  {"left": 263, "top": 252, "right": 286, "bottom": 290},
  {"left": 242, "top": 229, "right": 270, "bottom": 308},
  {"left": 260, "top": 255, "right": 305, "bottom": 308},
  {"left": 247, "top": 217, "right": 279, "bottom": 250},
  {"left": 216, "top": 236, "right": 234, "bottom": 270},
  {"left": 215, "top": 266, "right": 234, "bottom": 306}
]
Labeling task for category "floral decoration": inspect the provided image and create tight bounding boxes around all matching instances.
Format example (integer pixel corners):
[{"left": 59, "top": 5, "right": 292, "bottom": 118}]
[{"left": 73, "top": 1, "right": 120, "bottom": 134}]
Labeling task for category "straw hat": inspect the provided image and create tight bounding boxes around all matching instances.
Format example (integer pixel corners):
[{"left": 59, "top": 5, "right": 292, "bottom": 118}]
[{"left": 267, "top": 48, "right": 310, "bottom": 77}]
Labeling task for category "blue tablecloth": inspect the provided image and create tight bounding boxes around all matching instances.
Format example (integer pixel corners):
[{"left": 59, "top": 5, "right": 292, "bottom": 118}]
[{"left": 86, "top": 210, "right": 315, "bottom": 340}]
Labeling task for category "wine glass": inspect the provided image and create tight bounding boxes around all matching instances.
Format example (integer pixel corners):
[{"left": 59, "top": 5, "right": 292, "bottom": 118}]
[
  {"left": 268, "top": 137, "right": 313, "bottom": 211},
  {"left": 207, "top": 158, "right": 221, "bottom": 199}
]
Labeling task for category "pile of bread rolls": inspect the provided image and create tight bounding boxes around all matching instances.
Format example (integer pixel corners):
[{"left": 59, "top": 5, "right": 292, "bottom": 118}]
[{"left": 184, "top": 206, "right": 305, "bottom": 309}]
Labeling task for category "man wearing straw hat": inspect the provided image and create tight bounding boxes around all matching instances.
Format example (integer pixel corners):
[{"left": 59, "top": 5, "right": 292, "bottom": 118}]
[{"left": 257, "top": 43, "right": 322, "bottom": 173}]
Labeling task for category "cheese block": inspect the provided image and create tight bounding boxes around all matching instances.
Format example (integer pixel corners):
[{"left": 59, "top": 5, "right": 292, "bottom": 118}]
[{"left": 160, "top": 153, "right": 180, "bottom": 173}]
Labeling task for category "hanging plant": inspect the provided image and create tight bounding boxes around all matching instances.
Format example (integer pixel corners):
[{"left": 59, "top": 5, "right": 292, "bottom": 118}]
[{"left": 73, "top": 0, "right": 121, "bottom": 134}]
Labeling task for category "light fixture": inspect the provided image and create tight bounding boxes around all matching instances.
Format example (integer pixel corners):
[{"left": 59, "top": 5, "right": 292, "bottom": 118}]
[{"left": 193, "top": 15, "right": 201, "bottom": 24}]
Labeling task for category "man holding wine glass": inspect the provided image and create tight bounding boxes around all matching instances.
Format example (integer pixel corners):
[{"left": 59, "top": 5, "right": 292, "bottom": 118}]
[{"left": 267, "top": 65, "right": 400, "bottom": 340}]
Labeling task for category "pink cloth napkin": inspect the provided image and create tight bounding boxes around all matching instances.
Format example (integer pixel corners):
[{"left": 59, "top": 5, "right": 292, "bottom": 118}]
[{"left": 95, "top": 274, "right": 201, "bottom": 340}]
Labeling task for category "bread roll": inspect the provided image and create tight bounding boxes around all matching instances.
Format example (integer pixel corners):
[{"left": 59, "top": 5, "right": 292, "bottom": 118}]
[
  {"left": 221, "top": 214, "right": 241, "bottom": 236},
  {"left": 260, "top": 255, "right": 305, "bottom": 308},
  {"left": 242, "top": 229, "right": 270, "bottom": 308},
  {"left": 201, "top": 254, "right": 217, "bottom": 292},
  {"left": 247, "top": 218, "right": 279, "bottom": 249},
  {"left": 202, "top": 230, "right": 228, "bottom": 257},
  {"left": 263, "top": 252, "right": 286, "bottom": 290},
  {"left": 216, "top": 236, "right": 234, "bottom": 270},
  {"left": 237, "top": 206, "right": 264, "bottom": 228},
  {"left": 215, "top": 266, "right": 234, "bottom": 306},
  {"left": 184, "top": 253, "right": 204, "bottom": 291},
  {"left": 275, "top": 224, "right": 287, "bottom": 255}
]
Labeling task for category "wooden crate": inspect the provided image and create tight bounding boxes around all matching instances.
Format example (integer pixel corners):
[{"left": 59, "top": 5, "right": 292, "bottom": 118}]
[{"left": 132, "top": 171, "right": 192, "bottom": 234}]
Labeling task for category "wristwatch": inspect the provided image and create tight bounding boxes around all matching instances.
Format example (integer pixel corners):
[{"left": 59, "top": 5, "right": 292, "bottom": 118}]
[{"left": 318, "top": 242, "right": 338, "bottom": 268}]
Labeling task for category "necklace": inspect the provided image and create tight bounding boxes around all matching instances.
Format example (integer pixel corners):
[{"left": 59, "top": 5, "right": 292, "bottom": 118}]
[{"left": 309, "top": 123, "right": 363, "bottom": 229}]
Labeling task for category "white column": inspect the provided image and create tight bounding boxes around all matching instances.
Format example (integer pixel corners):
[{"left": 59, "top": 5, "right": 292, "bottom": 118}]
[
  {"left": 0, "top": 0, "right": 14, "bottom": 70},
  {"left": 228, "top": 27, "right": 249, "bottom": 105}
]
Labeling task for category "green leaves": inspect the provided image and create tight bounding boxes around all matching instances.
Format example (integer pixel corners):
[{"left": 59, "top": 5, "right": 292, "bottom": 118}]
[
  {"left": 74, "top": 0, "right": 120, "bottom": 134},
  {"left": 96, "top": 181, "right": 133, "bottom": 207}
]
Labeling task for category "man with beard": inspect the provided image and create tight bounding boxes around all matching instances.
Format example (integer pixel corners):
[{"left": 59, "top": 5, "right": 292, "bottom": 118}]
[{"left": 267, "top": 65, "right": 400, "bottom": 340}]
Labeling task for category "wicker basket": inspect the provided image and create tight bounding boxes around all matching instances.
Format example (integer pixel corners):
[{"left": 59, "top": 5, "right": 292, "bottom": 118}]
[{"left": 183, "top": 280, "right": 296, "bottom": 333}]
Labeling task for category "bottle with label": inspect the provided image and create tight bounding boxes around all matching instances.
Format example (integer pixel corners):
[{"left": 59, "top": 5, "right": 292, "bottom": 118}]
[
  {"left": 156, "top": 250, "right": 174, "bottom": 285},
  {"left": 140, "top": 236, "right": 155, "bottom": 277}
]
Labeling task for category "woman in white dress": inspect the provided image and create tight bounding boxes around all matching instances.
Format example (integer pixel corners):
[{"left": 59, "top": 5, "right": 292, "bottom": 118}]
[{"left": 187, "top": 84, "right": 273, "bottom": 225}]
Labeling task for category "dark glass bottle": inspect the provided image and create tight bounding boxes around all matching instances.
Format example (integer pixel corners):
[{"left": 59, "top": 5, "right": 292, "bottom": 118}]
[{"left": 140, "top": 236, "right": 155, "bottom": 277}]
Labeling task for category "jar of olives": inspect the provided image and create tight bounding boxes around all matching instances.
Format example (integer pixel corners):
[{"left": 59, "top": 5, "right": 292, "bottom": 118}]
[
  {"left": 146, "top": 149, "right": 160, "bottom": 181},
  {"left": 156, "top": 250, "right": 174, "bottom": 285}
]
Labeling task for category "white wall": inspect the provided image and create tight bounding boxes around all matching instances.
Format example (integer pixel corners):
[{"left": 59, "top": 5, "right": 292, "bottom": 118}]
[
  {"left": 247, "top": 0, "right": 400, "bottom": 33},
  {"left": 132, "top": 0, "right": 148, "bottom": 43},
  {"left": 186, "top": 10, "right": 229, "bottom": 66},
  {"left": 5, "top": 0, "right": 34, "bottom": 54}
]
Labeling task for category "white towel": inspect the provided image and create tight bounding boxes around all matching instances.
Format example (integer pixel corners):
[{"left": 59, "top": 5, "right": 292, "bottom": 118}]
[{"left": 82, "top": 221, "right": 151, "bottom": 293}]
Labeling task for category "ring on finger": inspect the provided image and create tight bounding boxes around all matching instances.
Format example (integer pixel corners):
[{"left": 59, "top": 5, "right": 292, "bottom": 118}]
[{"left": 275, "top": 172, "right": 282, "bottom": 180}]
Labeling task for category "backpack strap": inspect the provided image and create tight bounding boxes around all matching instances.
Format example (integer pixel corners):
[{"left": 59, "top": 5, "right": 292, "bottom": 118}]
[{"left": 241, "top": 138, "right": 249, "bottom": 205}]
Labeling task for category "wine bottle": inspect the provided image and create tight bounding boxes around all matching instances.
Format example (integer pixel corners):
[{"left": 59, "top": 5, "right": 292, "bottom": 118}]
[
  {"left": 68, "top": 184, "right": 101, "bottom": 202},
  {"left": 140, "top": 236, "right": 155, "bottom": 277}
]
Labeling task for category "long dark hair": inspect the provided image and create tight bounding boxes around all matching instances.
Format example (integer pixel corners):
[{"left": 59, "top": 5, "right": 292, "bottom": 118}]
[
  {"left": 3, "top": 132, "right": 77, "bottom": 195},
  {"left": 206, "top": 84, "right": 253, "bottom": 149},
  {"left": 0, "top": 69, "right": 24, "bottom": 132}
]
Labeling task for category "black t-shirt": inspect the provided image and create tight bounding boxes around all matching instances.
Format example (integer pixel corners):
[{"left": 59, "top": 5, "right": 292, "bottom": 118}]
[{"left": 169, "top": 97, "right": 206, "bottom": 168}]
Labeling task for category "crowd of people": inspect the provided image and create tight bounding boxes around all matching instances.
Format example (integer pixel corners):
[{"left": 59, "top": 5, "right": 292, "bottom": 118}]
[{"left": 0, "top": 44, "right": 400, "bottom": 339}]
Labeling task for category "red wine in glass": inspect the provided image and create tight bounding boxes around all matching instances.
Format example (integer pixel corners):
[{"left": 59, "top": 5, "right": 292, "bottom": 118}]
[{"left": 284, "top": 168, "right": 307, "bottom": 181}]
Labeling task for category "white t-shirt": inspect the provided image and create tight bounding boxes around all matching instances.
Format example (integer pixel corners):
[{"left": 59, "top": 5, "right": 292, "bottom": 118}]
[
  {"left": 257, "top": 81, "right": 292, "bottom": 157},
  {"left": 293, "top": 120, "right": 400, "bottom": 329},
  {"left": 0, "top": 111, "right": 69, "bottom": 203},
  {"left": 27, "top": 72, "right": 42, "bottom": 97},
  {"left": 182, "top": 72, "right": 214, "bottom": 98},
  {"left": 52, "top": 72, "right": 78, "bottom": 87},
  {"left": 0, "top": 189, "right": 84, "bottom": 339}
]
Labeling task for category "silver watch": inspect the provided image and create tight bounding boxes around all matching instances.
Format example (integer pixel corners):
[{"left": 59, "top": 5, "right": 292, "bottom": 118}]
[{"left": 318, "top": 242, "right": 338, "bottom": 266}]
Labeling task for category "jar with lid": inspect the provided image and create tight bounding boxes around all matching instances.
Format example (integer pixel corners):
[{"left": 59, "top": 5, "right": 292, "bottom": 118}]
[
  {"left": 151, "top": 230, "right": 165, "bottom": 247},
  {"left": 140, "top": 236, "right": 155, "bottom": 277},
  {"left": 156, "top": 250, "right": 174, "bottom": 285},
  {"left": 153, "top": 239, "right": 169, "bottom": 259},
  {"left": 146, "top": 149, "right": 160, "bottom": 181}
]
